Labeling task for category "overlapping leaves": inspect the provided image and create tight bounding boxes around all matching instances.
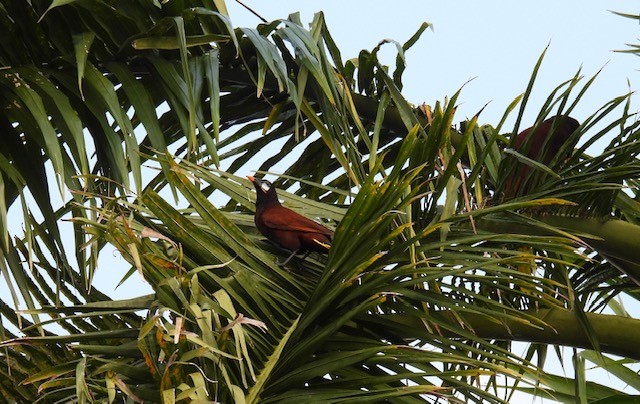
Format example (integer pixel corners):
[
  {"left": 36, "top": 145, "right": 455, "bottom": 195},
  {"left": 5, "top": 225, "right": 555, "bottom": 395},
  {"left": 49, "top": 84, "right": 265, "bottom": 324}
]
[{"left": 0, "top": 0, "right": 639, "bottom": 402}]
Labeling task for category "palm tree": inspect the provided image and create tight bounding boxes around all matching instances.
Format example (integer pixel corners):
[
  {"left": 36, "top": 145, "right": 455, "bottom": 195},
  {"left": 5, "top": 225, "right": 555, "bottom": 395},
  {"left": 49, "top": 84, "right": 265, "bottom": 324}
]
[{"left": 0, "top": 1, "right": 638, "bottom": 402}]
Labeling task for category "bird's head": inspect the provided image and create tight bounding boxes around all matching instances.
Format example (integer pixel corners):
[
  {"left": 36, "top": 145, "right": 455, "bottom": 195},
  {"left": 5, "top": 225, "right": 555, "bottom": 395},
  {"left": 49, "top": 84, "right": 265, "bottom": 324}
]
[{"left": 247, "top": 176, "right": 280, "bottom": 207}]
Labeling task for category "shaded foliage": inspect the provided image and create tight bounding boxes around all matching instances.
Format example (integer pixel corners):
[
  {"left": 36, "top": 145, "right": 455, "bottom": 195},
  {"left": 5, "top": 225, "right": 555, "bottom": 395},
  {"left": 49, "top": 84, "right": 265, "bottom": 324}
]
[{"left": 0, "top": 0, "right": 638, "bottom": 402}]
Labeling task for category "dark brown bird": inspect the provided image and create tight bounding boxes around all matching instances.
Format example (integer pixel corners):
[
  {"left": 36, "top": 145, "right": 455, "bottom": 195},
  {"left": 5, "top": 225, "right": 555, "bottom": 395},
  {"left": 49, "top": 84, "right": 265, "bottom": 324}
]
[
  {"left": 248, "top": 176, "right": 333, "bottom": 266},
  {"left": 505, "top": 115, "right": 580, "bottom": 198}
]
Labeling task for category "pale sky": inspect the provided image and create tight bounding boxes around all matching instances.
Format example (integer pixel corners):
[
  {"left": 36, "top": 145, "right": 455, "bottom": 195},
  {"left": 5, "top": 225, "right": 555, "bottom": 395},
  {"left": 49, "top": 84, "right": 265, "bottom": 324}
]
[
  {"left": 4, "top": 2, "right": 639, "bottom": 401},
  {"left": 223, "top": 2, "right": 640, "bottom": 401},
  {"left": 227, "top": 1, "right": 639, "bottom": 129}
]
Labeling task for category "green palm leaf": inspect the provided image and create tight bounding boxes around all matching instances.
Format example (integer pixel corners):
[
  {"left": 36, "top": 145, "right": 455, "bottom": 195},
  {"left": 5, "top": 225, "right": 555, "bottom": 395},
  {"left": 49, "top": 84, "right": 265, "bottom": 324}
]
[{"left": 0, "top": 0, "right": 639, "bottom": 402}]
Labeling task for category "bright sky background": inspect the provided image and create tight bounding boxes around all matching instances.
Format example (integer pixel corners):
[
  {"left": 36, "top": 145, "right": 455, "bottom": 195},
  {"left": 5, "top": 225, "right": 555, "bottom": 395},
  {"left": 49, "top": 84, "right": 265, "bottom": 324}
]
[
  {"left": 79, "top": 1, "right": 640, "bottom": 302},
  {"left": 3, "top": 1, "right": 639, "bottom": 402},
  {"left": 221, "top": 2, "right": 640, "bottom": 401},
  {"left": 227, "top": 1, "right": 639, "bottom": 130}
]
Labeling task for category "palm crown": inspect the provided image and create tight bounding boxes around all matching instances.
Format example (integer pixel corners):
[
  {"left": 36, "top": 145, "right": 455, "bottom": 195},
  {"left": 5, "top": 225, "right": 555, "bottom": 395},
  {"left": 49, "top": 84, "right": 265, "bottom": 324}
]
[{"left": 0, "top": 1, "right": 639, "bottom": 402}]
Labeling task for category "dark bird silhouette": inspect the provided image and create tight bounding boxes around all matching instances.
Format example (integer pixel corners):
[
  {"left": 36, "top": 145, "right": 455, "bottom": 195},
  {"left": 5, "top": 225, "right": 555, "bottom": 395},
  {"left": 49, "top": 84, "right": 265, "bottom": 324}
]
[
  {"left": 505, "top": 115, "right": 580, "bottom": 198},
  {"left": 248, "top": 176, "right": 333, "bottom": 266}
]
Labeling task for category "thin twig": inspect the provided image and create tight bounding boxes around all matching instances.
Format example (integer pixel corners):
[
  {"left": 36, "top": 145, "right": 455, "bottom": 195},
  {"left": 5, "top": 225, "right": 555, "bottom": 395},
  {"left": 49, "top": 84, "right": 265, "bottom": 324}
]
[
  {"left": 456, "top": 160, "right": 477, "bottom": 234},
  {"left": 235, "top": 0, "right": 268, "bottom": 23}
]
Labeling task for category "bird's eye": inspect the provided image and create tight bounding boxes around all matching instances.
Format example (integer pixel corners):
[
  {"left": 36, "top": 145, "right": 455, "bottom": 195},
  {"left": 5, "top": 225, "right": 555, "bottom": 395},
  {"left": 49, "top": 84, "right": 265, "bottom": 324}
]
[{"left": 260, "top": 182, "right": 271, "bottom": 193}]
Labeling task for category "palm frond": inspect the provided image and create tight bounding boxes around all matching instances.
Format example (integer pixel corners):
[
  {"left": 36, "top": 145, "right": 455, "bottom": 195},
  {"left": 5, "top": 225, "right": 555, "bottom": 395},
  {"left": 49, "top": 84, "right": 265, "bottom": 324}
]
[{"left": 0, "top": 0, "right": 639, "bottom": 402}]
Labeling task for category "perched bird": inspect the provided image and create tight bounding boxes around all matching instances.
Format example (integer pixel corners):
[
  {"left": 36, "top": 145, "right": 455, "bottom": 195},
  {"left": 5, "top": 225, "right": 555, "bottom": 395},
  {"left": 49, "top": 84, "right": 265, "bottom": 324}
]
[
  {"left": 504, "top": 115, "right": 580, "bottom": 198},
  {"left": 248, "top": 176, "right": 333, "bottom": 266}
]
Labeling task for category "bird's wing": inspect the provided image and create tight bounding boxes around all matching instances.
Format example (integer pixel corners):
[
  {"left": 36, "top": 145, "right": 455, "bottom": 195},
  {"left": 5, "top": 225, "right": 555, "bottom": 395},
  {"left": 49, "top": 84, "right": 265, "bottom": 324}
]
[{"left": 260, "top": 207, "right": 333, "bottom": 236}]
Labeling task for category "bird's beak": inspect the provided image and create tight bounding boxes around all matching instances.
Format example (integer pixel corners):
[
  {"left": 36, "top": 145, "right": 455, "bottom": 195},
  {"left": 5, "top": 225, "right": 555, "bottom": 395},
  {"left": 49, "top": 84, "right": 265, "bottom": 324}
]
[{"left": 247, "top": 176, "right": 255, "bottom": 182}]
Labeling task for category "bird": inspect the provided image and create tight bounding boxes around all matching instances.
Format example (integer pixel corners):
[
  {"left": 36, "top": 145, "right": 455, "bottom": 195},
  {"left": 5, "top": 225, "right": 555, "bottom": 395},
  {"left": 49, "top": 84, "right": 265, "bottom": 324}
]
[
  {"left": 504, "top": 115, "right": 580, "bottom": 198},
  {"left": 247, "top": 176, "right": 334, "bottom": 266}
]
